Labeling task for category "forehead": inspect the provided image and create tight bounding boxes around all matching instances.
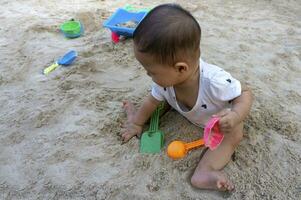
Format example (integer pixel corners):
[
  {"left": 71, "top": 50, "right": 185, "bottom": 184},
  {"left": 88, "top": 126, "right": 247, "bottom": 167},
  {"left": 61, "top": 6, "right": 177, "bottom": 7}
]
[
  {"left": 134, "top": 46, "right": 154, "bottom": 65},
  {"left": 134, "top": 47, "right": 172, "bottom": 74}
]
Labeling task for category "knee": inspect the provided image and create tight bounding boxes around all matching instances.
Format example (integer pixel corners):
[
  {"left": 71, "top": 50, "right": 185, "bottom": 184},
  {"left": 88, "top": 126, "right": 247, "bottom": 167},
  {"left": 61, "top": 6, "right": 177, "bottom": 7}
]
[{"left": 191, "top": 174, "right": 201, "bottom": 188}]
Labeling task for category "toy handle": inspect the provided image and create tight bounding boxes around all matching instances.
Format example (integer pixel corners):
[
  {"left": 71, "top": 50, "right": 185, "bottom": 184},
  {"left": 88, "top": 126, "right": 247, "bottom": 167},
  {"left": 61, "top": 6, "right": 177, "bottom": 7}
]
[
  {"left": 185, "top": 139, "right": 205, "bottom": 151},
  {"left": 44, "top": 63, "right": 59, "bottom": 75},
  {"left": 149, "top": 103, "right": 164, "bottom": 132}
]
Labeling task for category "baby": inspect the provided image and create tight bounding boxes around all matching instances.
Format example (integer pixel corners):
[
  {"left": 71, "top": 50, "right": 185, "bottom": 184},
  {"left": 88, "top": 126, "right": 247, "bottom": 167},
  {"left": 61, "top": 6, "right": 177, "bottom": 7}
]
[{"left": 121, "top": 4, "right": 253, "bottom": 191}]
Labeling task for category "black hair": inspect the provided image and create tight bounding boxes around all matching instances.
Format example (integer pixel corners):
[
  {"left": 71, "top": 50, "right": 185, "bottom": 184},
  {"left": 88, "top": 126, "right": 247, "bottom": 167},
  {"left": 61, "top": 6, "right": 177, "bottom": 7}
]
[{"left": 133, "top": 4, "right": 201, "bottom": 65}]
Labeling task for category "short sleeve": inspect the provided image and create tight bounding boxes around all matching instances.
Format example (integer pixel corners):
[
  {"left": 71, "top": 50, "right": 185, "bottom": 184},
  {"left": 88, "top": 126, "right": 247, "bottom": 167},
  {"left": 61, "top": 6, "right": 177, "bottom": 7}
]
[
  {"left": 151, "top": 82, "right": 165, "bottom": 101},
  {"left": 209, "top": 70, "right": 241, "bottom": 101}
]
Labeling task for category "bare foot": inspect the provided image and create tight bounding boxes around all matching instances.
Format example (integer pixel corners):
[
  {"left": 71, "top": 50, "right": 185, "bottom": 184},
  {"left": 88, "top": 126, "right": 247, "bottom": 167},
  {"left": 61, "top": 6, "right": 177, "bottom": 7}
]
[
  {"left": 191, "top": 170, "right": 234, "bottom": 191},
  {"left": 122, "top": 101, "right": 136, "bottom": 122}
]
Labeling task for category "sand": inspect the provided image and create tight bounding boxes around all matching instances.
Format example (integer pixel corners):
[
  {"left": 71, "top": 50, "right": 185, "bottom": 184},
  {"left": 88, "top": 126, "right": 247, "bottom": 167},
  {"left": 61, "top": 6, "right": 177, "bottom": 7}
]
[{"left": 0, "top": 0, "right": 300, "bottom": 199}]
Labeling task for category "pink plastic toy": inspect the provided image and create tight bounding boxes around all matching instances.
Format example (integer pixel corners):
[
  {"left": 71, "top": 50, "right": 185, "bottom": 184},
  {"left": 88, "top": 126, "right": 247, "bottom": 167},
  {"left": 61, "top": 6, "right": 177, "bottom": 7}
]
[
  {"left": 204, "top": 117, "right": 224, "bottom": 150},
  {"left": 167, "top": 117, "right": 225, "bottom": 160}
]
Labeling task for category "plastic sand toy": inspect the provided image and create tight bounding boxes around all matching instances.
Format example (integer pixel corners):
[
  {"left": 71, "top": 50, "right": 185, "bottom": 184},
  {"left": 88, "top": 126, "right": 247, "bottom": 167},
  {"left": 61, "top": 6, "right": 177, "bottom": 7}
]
[
  {"left": 204, "top": 117, "right": 224, "bottom": 150},
  {"left": 140, "top": 103, "right": 164, "bottom": 153},
  {"left": 43, "top": 50, "right": 77, "bottom": 75},
  {"left": 167, "top": 117, "right": 224, "bottom": 159},
  {"left": 111, "top": 32, "right": 120, "bottom": 43},
  {"left": 103, "top": 8, "right": 148, "bottom": 42},
  {"left": 167, "top": 139, "right": 205, "bottom": 160},
  {"left": 124, "top": 4, "right": 151, "bottom": 13},
  {"left": 60, "top": 20, "right": 83, "bottom": 38}
]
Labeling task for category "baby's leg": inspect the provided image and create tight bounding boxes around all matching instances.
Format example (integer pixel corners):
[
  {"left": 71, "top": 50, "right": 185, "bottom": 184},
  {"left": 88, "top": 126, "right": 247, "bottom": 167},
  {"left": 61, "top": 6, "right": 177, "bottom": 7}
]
[{"left": 191, "top": 122, "right": 243, "bottom": 191}]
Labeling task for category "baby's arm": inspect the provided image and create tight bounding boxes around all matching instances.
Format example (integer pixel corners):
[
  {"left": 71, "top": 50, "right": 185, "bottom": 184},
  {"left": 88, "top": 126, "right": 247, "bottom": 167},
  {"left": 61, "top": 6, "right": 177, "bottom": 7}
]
[
  {"left": 231, "top": 85, "right": 253, "bottom": 123},
  {"left": 121, "top": 95, "right": 161, "bottom": 143},
  {"left": 214, "top": 85, "right": 253, "bottom": 133}
]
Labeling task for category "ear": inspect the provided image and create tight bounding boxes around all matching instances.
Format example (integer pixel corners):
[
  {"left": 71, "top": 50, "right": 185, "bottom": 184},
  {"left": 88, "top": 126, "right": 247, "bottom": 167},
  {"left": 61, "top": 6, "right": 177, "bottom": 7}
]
[{"left": 174, "top": 62, "right": 189, "bottom": 73}]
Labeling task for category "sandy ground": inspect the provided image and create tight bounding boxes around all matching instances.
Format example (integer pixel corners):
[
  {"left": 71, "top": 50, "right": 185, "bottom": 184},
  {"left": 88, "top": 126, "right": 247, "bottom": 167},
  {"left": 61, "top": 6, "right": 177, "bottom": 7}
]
[{"left": 0, "top": 0, "right": 300, "bottom": 199}]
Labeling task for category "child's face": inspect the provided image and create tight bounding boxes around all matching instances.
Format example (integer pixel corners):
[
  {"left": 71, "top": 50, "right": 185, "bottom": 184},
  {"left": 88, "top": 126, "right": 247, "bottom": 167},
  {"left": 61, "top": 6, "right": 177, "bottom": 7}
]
[{"left": 134, "top": 49, "right": 189, "bottom": 88}]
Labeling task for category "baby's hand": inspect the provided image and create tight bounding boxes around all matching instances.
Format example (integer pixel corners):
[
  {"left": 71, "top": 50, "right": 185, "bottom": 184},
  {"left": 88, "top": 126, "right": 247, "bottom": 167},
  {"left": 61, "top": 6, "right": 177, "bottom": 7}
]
[
  {"left": 121, "top": 122, "right": 143, "bottom": 143},
  {"left": 213, "top": 109, "right": 240, "bottom": 134}
]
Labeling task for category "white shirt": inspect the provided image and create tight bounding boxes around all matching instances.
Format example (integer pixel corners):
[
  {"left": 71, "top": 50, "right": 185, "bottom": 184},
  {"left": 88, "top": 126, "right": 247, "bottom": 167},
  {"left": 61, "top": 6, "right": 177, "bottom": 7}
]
[{"left": 151, "top": 59, "right": 242, "bottom": 127}]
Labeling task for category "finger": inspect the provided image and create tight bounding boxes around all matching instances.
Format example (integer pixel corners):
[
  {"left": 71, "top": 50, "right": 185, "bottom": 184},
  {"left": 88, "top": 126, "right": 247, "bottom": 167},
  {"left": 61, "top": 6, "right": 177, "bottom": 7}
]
[
  {"left": 220, "top": 126, "right": 232, "bottom": 134},
  {"left": 218, "top": 117, "right": 229, "bottom": 127},
  {"left": 121, "top": 134, "right": 130, "bottom": 144},
  {"left": 122, "top": 100, "right": 128, "bottom": 108},
  {"left": 121, "top": 131, "right": 129, "bottom": 139},
  {"left": 119, "top": 128, "right": 127, "bottom": 136},
  {"left": 219, "top": 122, "right": 230, "bottom": 131},
  {"left": 220, "top": 123, "right": 231, "bottom": 131},
  {"left": 122, "top": 132, "right": 136, "bottom": 143},
  {"left": 220, "top": 127, "right": 229, "bottom": 134},
  {"left": 219, "top": 114, "right": 233, "bottom": 125}
]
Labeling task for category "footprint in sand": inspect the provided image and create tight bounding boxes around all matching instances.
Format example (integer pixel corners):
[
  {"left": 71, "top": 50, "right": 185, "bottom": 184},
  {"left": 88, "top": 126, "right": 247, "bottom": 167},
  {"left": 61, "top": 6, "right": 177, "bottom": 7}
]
[
  {"left": 30, "top": 24, "right": 60, "bottom": 34},
  {"left": 34, "top": 110, "right": 58, "bottom": 128},
  {"left": 1, "top": 131, "right": 25, "bottom": 145},
  {"left": 46, "top": 149, "right": 73, "bottom": 164}
]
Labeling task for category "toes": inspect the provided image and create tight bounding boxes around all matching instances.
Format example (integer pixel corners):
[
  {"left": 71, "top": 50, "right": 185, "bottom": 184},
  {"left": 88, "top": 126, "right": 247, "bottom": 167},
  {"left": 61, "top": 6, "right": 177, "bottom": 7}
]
[
  {"left": 217, "top": 180, "right": 227, "bottom": 191},
  {"left": 217, "top": 179, "right": 234, "bottom": 191},
  {"left": 121, "top": 132, "right": 136, "bottom": 144},
  {"left": 217, "top": 181, "right": 223, "bottom": 189},
  {"left": 226, "top": 181, "right": 234, "bottom": 191}
]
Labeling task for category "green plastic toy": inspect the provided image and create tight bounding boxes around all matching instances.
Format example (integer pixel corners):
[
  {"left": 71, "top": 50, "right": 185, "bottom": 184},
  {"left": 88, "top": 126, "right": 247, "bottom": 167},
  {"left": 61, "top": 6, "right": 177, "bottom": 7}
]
[
  {"left": 124, "top": 4, "right": 151, "bottom": 12},
  {"left": 140, "top": 103, "right": 164, "bottom": 153},
  {"left": 60, "top": 19, "right": 83, "bottom": 38}
]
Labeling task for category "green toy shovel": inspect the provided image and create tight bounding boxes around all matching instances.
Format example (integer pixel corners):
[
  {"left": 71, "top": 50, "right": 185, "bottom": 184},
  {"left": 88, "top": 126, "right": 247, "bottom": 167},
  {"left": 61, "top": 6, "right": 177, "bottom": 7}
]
[{"left": 140, "top": 103, "right": 164, "bottom": 153}]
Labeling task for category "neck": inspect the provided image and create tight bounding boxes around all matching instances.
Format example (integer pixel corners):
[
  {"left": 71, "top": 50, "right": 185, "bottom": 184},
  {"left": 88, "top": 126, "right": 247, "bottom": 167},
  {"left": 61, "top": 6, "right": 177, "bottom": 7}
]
[{"left": 174, "top": 64, "right": 200, "bottom": 91}]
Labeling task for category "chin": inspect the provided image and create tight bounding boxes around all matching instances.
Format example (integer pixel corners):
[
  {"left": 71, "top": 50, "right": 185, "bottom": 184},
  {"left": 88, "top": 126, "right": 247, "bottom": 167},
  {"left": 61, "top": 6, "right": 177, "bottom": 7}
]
[
  {"left": 154, "top": 80, "right": 175, "bottom": 88},
  {"left": 157, "top": 83, "right": 172, "bottom": 88}
]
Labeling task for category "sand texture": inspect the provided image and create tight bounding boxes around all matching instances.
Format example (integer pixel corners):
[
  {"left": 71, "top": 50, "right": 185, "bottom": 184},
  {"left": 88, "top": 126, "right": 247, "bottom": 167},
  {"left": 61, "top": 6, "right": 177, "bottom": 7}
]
[{"left": 0, "top": 0, "right": 300, "bottom": 199}]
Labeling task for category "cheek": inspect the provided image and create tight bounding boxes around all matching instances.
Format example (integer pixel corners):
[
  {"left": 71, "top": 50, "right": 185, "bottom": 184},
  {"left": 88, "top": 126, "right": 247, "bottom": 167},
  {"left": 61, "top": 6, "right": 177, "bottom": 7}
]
[
  {"left": 151, "top": 77, "right": 165, "bottom": 87},
  {"left": 150, "top": 69, "right": 177, "bottom": 87},
  {"left": 152, "top": 77, "right": 172, "bottom": 88}
]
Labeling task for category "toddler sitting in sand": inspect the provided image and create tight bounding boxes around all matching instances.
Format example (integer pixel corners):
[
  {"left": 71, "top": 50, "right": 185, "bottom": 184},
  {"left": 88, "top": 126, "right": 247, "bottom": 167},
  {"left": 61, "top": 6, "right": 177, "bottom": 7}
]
[{"left": 121, "top": 4, "right": 253, "bottom": 191}]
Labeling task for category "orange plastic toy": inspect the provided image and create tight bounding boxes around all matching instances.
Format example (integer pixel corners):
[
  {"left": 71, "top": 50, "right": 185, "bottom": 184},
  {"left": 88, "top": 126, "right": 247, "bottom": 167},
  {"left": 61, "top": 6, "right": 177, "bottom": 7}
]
[{"left": 167, "top": 139, "right": 205, "bottom": 159}]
